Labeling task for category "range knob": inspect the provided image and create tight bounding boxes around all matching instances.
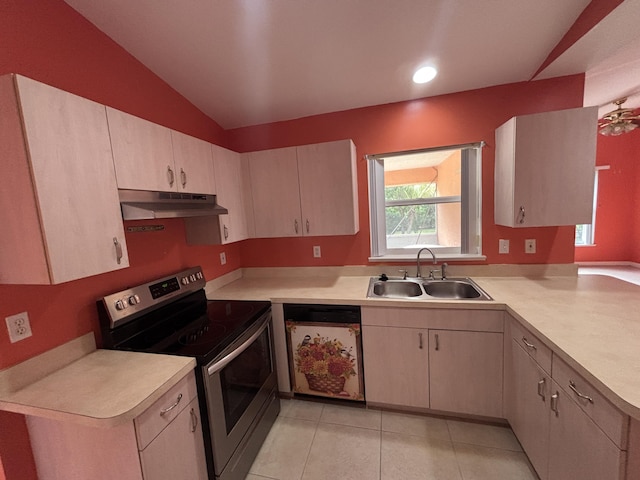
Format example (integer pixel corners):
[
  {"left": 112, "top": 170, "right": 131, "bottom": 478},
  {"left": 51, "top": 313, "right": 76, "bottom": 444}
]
[
  {"left": 196, "top": 271, "right": 204, "bottom": 280},
  {"left": 181, "top": 277, "right": 190, "bottom": 285},
  {"left": 190, "top": 274, "right": 197, "bottom": 282},
  {"left": 128, "top": 294, "right": 140, "bottom": 306},
  {"left": 114, "top": 299, "right": 128, "bottom": 311}
]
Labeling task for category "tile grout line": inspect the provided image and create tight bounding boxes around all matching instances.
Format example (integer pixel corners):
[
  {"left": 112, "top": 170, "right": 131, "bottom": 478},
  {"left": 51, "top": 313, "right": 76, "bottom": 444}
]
[{"left": 297, "top": 403, "right": 325, "bottom": 480}]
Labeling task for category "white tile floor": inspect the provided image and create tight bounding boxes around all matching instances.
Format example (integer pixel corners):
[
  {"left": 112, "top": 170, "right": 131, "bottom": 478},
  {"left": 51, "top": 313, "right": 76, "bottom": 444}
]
[{"left": 247, "top": 399, "right": 538, "bottom": 480}]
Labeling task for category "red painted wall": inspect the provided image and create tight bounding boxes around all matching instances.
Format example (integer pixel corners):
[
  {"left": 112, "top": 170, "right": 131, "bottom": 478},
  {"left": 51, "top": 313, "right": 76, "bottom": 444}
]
[
  {"left": 228, "top": 76, "right": 586, "bottom": 268},
  {"left": 0, "top": 1, "right": 236, "bottom": 477},
  {"left": 575, "top": 129, "right": 640, "bottom": 263}
]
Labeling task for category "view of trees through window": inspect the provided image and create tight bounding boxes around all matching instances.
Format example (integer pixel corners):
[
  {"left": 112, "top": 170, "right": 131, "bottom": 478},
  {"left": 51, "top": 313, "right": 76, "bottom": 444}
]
[
  {"left": 385, "top": 184, "right": 437, "bottom": 236},
  {"left": 383, "top": 150, "right": 461, "bottom": 250}
]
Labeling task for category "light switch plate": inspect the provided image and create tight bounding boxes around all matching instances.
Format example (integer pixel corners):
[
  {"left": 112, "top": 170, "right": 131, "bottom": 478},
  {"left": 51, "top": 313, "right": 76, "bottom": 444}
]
[
  {"left": 220, "top": 252, "right": 227, "bottom": 265},
  {"left": 313, "top": 246, "right": 321, "bottom": 258},
  {"left": 525, "top": 239, "right": 536, "bottom": 254},
  {"left": 499, "top": 239, "right": 509, "bottom": 254}
]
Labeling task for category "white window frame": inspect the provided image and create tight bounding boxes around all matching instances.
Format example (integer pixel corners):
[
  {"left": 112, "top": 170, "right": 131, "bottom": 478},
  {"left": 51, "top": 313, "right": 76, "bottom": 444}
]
[
  {"left": 576, "top": 166, "right": 607, "bottom": 246},
  {"left": 367, "top": 142, "right": 485, "bottom": 262}
]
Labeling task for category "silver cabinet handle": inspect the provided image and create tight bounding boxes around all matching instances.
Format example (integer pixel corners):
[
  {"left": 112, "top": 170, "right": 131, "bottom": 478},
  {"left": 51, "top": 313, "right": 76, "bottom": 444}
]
[
  {"left": 522, "top": 337, "right": 537, "bottom": 350},
  {"left": 306, "top": 219, "right": 310, "bottom": 233},
  {"left": 190, "top": 407, "right": 198, "bottom": 433},
  {"left": 537, "top": 378, "right": 546, "bottom": 401},
  {"left": 418, "top": 332, "right": 423, "bottom": 349},
  {"left": 569, "top": 381, "right": 594, "bottom": 403},
  {"left": 223, "top": 224, "right": 229, "bottom": 240},
  {"left": 435, "top": 333, "right": 440, "bottom": 351},
  {"left": 160, "top": 393, "right": 183, "bottom": 417},
  {"left": 518, "top": 205, "right": 526, "bottom": 224},
  {"left": 180, "top": 168, "right": 187, "bottom": 188},
  {"left": 550, "top": 391, "right": 559, "bottom": 417},
  {"left": 294, "top": 219, "right": 299, "bottom": 234},
  {"left": 113, "top": 237, "right": 122, "bottom": 265},
  {"left": 167, "top": 165, "right": 175, "bottom": 187}
]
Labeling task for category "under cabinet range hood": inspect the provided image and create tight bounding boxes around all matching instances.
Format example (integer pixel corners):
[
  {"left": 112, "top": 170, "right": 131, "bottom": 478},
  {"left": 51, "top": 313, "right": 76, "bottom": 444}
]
[{"left": 118, "top": 189, "right": 228, "bottom": 220}]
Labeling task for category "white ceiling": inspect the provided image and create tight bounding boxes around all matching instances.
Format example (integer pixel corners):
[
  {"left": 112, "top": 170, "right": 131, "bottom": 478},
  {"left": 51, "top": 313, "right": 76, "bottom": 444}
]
[{"left": 63, "top": 0, "right": 640, "bottom": 129}]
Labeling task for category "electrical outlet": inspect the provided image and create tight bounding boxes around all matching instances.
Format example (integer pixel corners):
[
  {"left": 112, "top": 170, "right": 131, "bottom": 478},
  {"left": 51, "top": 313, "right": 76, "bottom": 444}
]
[
  {"left": 219, "top": 252, "right": 227, "bottom": 265},
  {"left": 525, "top": 239, "right": 536, "bottom": 254},
  {"left": 5, "top": 311, "right": 32, "bottom": 343},
  {"left": 499, "top": 239, "right": 510, "bottom": 254},
  {"left": 313, "top": 246, "right": 321, "bottom": 258}
]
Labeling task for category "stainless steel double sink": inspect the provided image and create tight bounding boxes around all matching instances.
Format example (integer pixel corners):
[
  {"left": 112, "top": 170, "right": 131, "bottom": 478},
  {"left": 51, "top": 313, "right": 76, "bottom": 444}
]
[{"left": 366, "top": 276, "right": 492, "bottom": 301}]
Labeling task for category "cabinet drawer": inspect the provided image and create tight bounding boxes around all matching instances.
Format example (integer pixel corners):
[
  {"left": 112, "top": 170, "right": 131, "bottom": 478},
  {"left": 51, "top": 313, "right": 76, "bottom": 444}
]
[
  {"left": 362, "top": 307, "right": 503, "bottom": 332},
  {"left": 510, "top": 318, "right": 552, "bottom": 374},
  {"left": 552, "top": 357, "right": 628, "bottom": 449},
  {"left": 135, "top": 371, "right": 198, "bottom": 450}
]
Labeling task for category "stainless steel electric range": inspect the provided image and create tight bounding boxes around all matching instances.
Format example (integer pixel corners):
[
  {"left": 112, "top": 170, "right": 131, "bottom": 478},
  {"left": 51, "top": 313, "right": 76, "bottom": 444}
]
[{"left": 97, "top": 266, "right": 280, "bottom": 480}]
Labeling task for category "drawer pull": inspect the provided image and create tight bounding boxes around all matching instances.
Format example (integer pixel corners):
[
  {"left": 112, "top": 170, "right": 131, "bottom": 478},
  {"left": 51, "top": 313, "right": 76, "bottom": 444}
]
[
  {"left": 434, "top": 333, "right": 440, "bottom": 351},
  {"left": 537, "top": 378, "right": 546, "bottom": 401},
  {"left": 418, "top": 332, "right": 423, "bottom": 350},
  {"left": 569, "top": 381, "right": 594, "bottom": 403},
  {"left": 160, "top": 393, "right": 183, "bottom": 417},
  {"left": 550, "top": 391, "right": 559, "bottom": 416},
  {"left": 522, "top": 337, "right": 537, "bottom": 350},
  {"left": 190, "top": 407, "right": 198, "bottom": 433}
]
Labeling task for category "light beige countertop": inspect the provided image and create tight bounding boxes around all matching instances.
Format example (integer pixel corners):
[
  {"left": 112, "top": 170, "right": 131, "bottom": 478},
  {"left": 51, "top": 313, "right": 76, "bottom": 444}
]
[
  {"left": 208, "top": 270, "right": 640, "bottom": 419},
  {"left": 0, "top": 333, "right": 196, "bottom": 427}
]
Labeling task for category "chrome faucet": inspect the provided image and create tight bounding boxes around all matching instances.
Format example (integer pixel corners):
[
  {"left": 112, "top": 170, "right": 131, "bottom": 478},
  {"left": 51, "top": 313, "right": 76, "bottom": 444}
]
[{"left": 416, "top": 247, "right": 437, "bottom": 278}]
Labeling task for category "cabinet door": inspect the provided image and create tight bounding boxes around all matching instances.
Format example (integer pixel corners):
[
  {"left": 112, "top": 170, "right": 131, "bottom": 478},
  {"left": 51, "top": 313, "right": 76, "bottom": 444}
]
[
  {"left": 213, "top": 145, "right": 249, "bottom": 243},
  {"left": 362, "top": 325, "right": 429, "bottom": 408},
  {"left": 429, "top": 330, "right": 503, "bottom": 418},
  {"left": 139, "top": 398, "right": 208, "bottom": 480},
  {"left": 297, "top": 139, "right": 359, "bottom": 236},
  {"left": 107, "top": 107, "right": 176, "bottom": 192},
  {"left": 170, "top": 130, "right": 216, "bottom": 194},
  {"left": 548, "top": 379, "right": 625, "bottom": 480},
  {"left": 505, "top": 338, "right": 550, "bottom": 480},
  {"left": 495, "top": 107, "right": 598, "bottom": 227},
  {"left": 246, "top": 146, "right": 302, "bottom": 237},
  {"left": 15, "top": 75, "right": 129, "bottom": 284}
]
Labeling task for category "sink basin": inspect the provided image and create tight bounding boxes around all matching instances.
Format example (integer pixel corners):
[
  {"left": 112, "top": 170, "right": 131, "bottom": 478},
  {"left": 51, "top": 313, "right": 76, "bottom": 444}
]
[
  {"left": 366, "top": 277, "right": 492, "bottom": 301},
  {"left": 422, "top": 279, "right": 486, "bottom": 299},
  {"left": 370, "top": 280, "right": 423, "bottom": 298}
]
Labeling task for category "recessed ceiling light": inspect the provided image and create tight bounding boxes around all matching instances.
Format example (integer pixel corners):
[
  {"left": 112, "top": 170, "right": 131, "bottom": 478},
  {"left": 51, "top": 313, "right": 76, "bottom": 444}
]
[{"left": 413, "top": 66, "right": 437, "bottom": 84}]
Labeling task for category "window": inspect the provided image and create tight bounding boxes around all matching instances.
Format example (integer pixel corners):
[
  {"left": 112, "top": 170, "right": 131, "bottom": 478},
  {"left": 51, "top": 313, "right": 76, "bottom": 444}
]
[
  {"left": 367, "top": 142, "right": 483, "bottom": 260},
  {"left": 575, "top": 167, "right": 606, "bottom": 246}
]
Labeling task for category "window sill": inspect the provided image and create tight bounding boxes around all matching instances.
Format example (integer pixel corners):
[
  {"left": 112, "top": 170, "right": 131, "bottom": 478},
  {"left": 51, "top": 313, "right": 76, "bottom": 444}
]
[{"left": 368, "top": 253, "right": 487, "bottom": 263}]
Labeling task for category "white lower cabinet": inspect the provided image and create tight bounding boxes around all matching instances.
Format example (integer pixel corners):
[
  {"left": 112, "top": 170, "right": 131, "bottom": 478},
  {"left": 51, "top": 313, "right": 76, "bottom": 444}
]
[
  {"left": 138, "top": 397, "right": 207, "bottom": 480},
  {"left": 361, "top": 307, "right": 503, "bottom": 416},
  {"left": 26, "top": 371, "right": 207, "bottom": 480},
  {"left": 362, "top": 325, "right": 429, "bottom": 408},
  {"left": 504, "top": 316, "right": 628, "bottom": 480},
  {"left": 505, "top": 337, "right": 551, "bottom": 479},
  {"left": 429, "top": 329, "right": 503, "bottom": 418},
  {"left": 547, "top": 377, "right": 625, "bottom": 480}
]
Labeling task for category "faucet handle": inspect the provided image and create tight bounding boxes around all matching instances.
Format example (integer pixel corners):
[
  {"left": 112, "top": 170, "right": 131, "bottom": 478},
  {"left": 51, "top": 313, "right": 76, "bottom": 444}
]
[
  {"left": 378, "top": 273, "right": 389, "bottom": 281},
  {"left": 398, "top": 269, "right": 408, "bottom": 279}
]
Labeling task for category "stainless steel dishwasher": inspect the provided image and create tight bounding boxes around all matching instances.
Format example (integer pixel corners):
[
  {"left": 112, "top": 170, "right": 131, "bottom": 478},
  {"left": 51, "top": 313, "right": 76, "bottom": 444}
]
[{"left": 283, "top": 304, "right": 364, "bottom": 402}]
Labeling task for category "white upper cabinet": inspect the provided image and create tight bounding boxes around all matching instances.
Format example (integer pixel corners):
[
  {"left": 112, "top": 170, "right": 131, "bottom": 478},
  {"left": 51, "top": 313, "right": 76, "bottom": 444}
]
[
  {"left": 494, "top": 107, "right": 598, "bottom": 227},
  {"left": 246, "top": 139, "right": 359, "bottom": 238},
  {"left": 106, "top": 107, "right": 176, "bottom": 192},
  {"left": 246, "top": 146, "right": 302, "bottom": 238},
  {"left": 185, "top": 145, "right": 250, "bottom": 245},
  {"left": 107, "top": 108, "right": 216, "bottom": 194},
  {"left": 0, "top": 74, "right": 128, "bottom": 284},
  {"left": 297, "top": 139, "right": 359, "bottom": 236},
  {"left": 170, "top": 130, "right": 216, "bottom": 194}
]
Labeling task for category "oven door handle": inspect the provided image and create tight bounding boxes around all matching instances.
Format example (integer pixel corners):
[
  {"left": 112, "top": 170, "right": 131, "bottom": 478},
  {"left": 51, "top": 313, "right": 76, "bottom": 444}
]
[{"left": 207, "top": 314, "right": 270, "bottom": 376}]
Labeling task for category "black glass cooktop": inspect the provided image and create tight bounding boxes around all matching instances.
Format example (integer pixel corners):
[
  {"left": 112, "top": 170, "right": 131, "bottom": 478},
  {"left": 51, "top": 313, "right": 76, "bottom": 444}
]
[{"left": 105, "top": 290, "right": 270, "bottom": 364}]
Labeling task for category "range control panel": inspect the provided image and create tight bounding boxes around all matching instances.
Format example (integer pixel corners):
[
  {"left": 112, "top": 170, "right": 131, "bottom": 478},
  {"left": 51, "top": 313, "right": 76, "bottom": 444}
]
[{"left": 100, "top": 266, "right": 206, "bottom": 329}]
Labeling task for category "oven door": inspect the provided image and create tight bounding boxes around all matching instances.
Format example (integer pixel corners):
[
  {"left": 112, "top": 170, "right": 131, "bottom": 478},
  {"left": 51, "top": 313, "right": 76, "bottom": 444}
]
[{"left": 203, "top": 310, "right": 277, "bottom": 477}]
